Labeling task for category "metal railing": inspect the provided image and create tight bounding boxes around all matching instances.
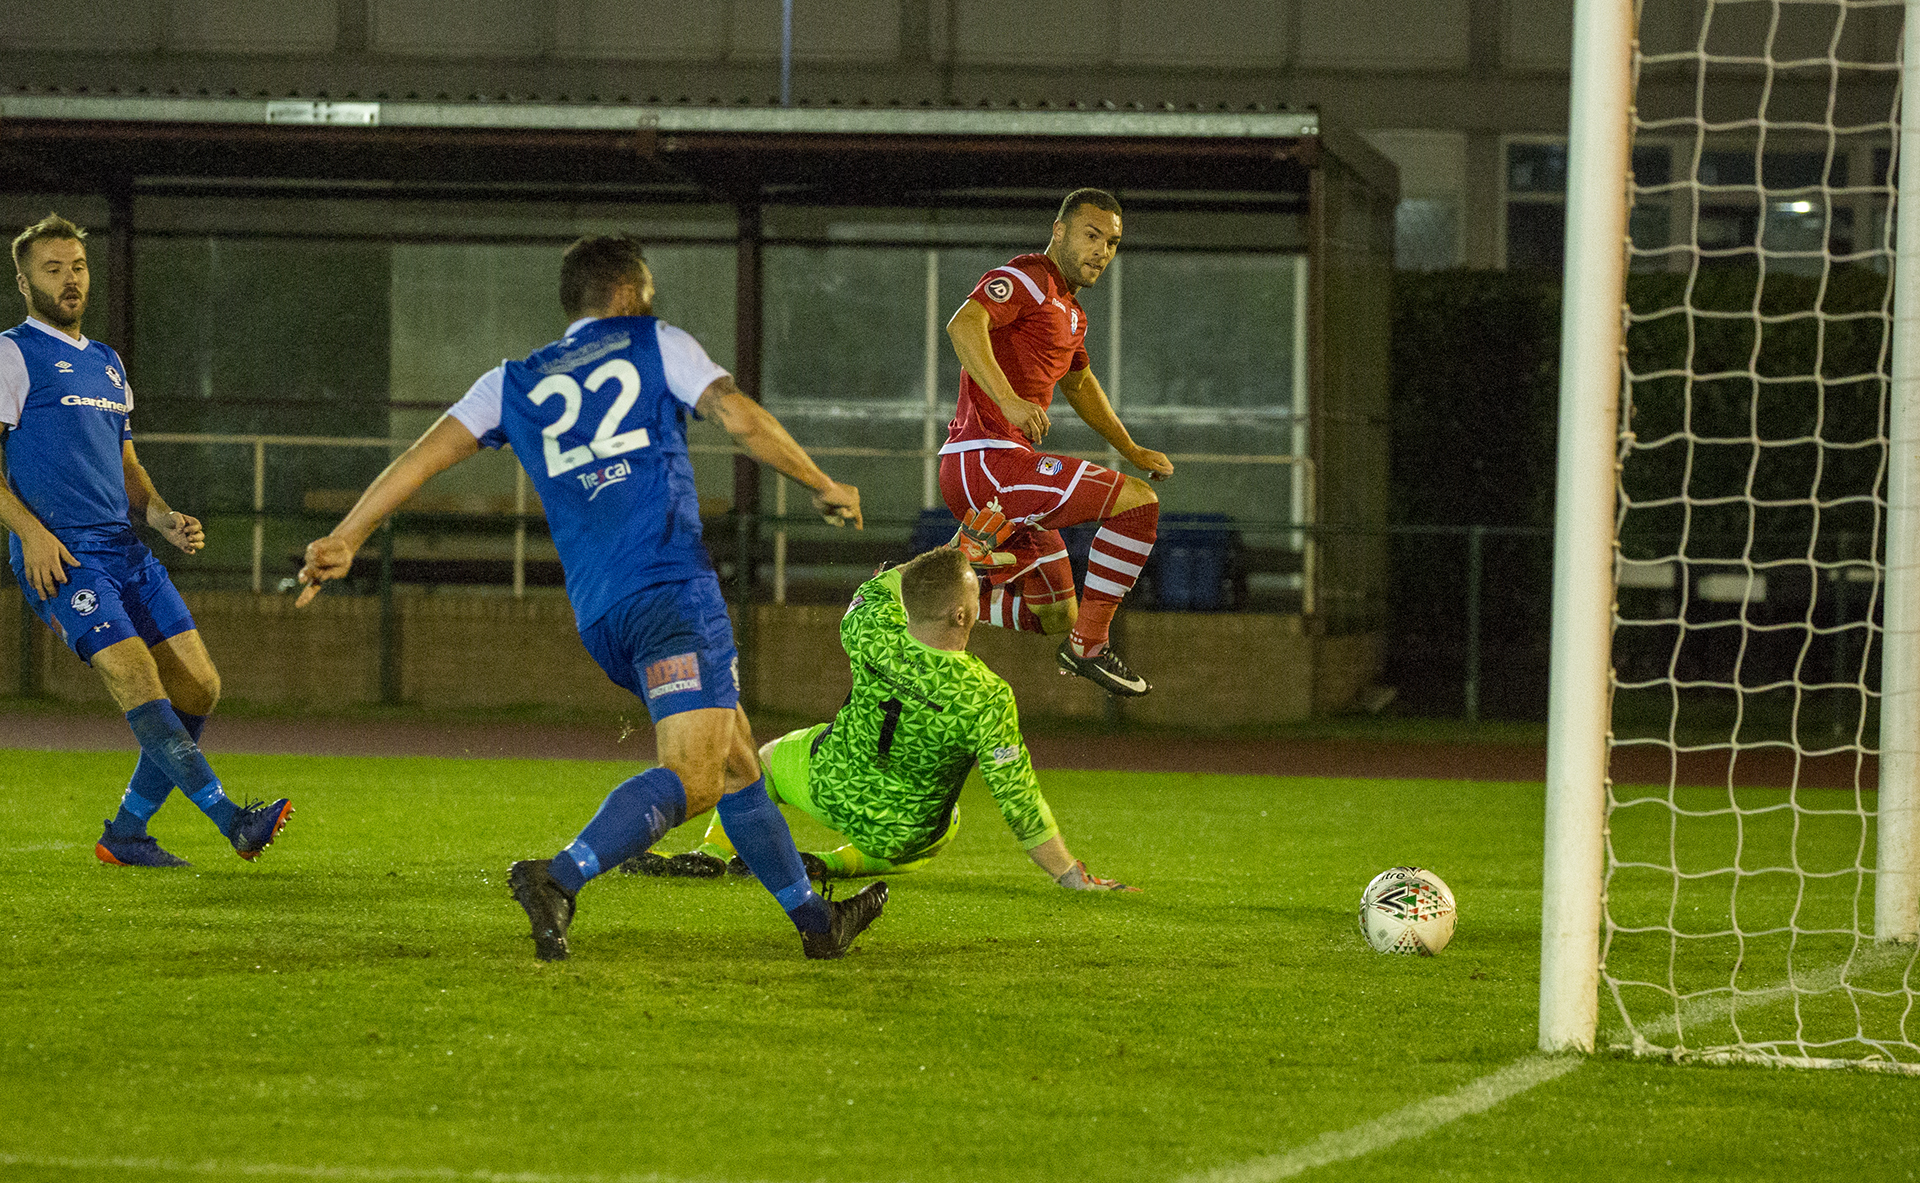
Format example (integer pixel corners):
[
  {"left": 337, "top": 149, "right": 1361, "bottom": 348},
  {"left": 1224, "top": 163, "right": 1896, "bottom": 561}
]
[
  {"left": 119, "top": 432, "right": 1568, "bottom": 720},
  {"left": 19, "top": 432, "right": 1566, "bottom": 720},
  {"left": 135, "top": 431, "right": 1316, "bottom": 608}
]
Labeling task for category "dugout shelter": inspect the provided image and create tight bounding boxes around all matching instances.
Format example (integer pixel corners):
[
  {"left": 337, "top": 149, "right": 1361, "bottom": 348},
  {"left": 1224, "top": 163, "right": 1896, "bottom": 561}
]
[{"left": 0, "top": 95, "right": 1395, "bottom": 724}]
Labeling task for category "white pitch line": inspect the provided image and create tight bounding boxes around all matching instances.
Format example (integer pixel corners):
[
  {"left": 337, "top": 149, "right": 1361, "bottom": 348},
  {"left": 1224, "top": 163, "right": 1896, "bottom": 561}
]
[
  {"left": 1175, "top": 1053, "right": 1584, "bottom": 1183},
  {"left": 0, "top": 1153, "right": 788, "bottom": 1183}
]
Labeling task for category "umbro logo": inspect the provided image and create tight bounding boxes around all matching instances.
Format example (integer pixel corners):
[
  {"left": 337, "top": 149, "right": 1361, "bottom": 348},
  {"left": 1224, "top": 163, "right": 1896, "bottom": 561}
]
[{"left": 54, "top": 360, "right": 73, "bottom": 373}]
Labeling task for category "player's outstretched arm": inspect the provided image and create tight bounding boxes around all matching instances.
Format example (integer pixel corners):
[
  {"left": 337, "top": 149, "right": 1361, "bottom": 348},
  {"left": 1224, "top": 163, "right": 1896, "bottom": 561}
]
[
  {"left": 296, "top": 414, "right": 480, "bottom": 606},
  {"left": 946, "top": 300, "right": 1050, "bottom": 446},
  {"left": 1057, "top": 367, "right": 1173, "bottom": 481},
  {"left": 974, "top": 702, "right": 1140, "bottom": 892},
  {"left": 697, "top": 378, "right": 863, "bottom": 529},
  {"left": 122, "top": 441, "right": 205, "bottom": 555},
  {"left": 1027, "top": 834, "right": 1140, "bottom": 892}
]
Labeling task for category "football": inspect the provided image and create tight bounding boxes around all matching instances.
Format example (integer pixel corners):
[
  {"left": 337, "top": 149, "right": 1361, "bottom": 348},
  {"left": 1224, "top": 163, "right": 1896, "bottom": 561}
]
[{"left": 1358, "top": 866, "right": 1457, "bottom": 955}]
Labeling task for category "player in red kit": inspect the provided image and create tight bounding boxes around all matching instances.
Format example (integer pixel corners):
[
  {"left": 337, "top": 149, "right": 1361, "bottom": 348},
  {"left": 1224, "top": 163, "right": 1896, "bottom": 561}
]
[{"left": 939, "top": 188, "right": 1172, "bottom": 697}]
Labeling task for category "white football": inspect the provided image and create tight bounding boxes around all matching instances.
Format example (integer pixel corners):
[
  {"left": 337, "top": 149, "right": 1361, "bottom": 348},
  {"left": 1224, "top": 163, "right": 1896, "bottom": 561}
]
[{"left": 1358, "top": 866, "right": 1457, "bottom": 955}]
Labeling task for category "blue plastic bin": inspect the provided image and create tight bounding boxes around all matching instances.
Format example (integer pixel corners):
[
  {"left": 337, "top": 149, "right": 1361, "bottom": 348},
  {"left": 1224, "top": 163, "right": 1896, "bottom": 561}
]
[{"left": 1152, "top": 513, "right": 1239, "bottom": 611}]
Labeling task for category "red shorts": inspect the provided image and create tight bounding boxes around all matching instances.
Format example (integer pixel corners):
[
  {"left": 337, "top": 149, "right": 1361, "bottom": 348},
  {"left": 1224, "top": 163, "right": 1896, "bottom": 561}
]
[{"left": 938, "top": 446, "right": 1126, "bottom": 605}]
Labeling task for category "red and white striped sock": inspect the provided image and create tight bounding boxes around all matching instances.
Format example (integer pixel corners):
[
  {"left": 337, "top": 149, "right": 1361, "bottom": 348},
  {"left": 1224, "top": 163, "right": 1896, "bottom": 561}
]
[
  {"left": 978, "top": 584, "right": 1046, "bottom": 633},
  {"left": 1069, "top": 502, "right": 1158, "bottom": 657}
]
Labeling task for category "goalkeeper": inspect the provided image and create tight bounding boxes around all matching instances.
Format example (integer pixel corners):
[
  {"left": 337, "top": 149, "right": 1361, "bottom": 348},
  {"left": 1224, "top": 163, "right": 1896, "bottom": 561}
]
[{"left": 638, "top": 542, "right": 1135, "bottom": 891}]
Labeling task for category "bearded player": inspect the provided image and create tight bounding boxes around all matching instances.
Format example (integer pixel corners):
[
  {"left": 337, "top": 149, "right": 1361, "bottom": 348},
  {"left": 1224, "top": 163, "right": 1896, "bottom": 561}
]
[
  {"left": 638, "top": 546, "right": 1136, "bottom": 892},
  {"left": 940, "top": 187, "right": 1173, "bottom": 698},
  {"left": 0, "top": 214, "right": 291, "bottom": 869}
]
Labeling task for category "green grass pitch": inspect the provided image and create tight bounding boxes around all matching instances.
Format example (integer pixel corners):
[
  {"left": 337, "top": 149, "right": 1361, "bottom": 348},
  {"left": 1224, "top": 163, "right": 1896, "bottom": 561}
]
[{"left": 1, "top": 748, "right": 1916, "bottom": 1182}]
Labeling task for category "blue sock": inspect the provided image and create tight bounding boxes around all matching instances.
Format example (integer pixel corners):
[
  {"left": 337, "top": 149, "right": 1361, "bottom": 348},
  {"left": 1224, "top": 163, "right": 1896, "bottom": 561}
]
[
  {"left": 108, "top": 712, "right": 207, "bottom": 839},
  {"left": 717, "top": 777, "right": 830, "bottom": 934},
  {"left": 549, "top": 767, "right": 688, "bottom": 897},
  {"left": 124, "top": 701, "right": 237, "bottom": 835}
]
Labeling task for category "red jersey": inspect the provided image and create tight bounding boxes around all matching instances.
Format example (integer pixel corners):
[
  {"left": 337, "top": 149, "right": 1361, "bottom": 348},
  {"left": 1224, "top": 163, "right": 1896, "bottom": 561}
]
[{"left": 942, "top": 252, "right": 1091, "bottom": 453}]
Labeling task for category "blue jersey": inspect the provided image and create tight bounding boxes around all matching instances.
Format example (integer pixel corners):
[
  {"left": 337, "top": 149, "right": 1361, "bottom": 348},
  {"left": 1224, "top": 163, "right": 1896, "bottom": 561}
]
[
  {"left": 0, "top": 318, "right": 136, "bottom": 540},
  {"left": 448, "top": 316, "right": 730, "bottom": 630}
]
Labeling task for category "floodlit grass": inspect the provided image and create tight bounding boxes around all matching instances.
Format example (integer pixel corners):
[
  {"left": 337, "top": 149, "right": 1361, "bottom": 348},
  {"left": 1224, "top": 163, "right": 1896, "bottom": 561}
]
[{"left": 1, "top": 749, "right": 1916, "bottom": 1182}]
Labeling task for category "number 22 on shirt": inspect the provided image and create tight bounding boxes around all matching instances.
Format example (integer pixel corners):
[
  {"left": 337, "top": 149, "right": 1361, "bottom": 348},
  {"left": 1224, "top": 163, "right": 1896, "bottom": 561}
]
[{"left": 526, "top": 358, "right": 651, "bottom": 477}]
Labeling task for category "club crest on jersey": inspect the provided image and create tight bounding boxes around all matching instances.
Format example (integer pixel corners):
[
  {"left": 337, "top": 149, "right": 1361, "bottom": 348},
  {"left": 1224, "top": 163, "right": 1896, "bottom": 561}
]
[
  {"left": 54, "top": 360, "right": 73, "bottom": 373},
  {"left": 70, "top": 589, "right": 98, "bottom": 616},
  {"left": 1069, "top": 308, "right": 1079, "bottom": 334},
  {"left": 1036, "top": 456, "right": 1063, "bottom": 476},
  {"left": 983, "top": 276, "right": 1014, "bottom": 303},
  {"left": 646, "top": 653, "right": 702, "bottom": 699},
  {"left": 104, "top": 366, "right": 123, "bottom": 389},
  {"left": 576, "top": 458, "right": 633, "bottom": 501}
]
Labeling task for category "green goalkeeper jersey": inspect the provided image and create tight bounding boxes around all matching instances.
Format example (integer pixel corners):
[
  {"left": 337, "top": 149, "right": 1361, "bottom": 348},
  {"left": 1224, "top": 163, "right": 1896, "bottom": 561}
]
[{"left": 809, "top": 567, "right": 1058, "bottom": 861}]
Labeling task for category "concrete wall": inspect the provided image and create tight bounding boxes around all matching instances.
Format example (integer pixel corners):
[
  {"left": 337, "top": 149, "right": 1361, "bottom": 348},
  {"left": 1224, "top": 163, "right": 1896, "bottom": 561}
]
[
  {"left": 0, "top": 581, "right": 25, "bottom": 698},
  {"left": 734, "top": 603, "right": 1326, "bottom": 727},
  {"left": 1312, "top": 629, "right": 1384, "bottom": 716},
  {"left": 3, "top": 586, "right": 1379, "bottom": 728},
  {"left": 10, "top": 587, "right": 623, "bottom": 714}
]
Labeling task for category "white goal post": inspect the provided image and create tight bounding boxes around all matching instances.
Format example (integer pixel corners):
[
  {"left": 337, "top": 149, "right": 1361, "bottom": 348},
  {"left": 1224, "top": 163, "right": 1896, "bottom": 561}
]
[
  {"left": 1542, "top": 0, "right": 1920, "bottom": 1066},
  {"left": 1540, "top": 0, "right": 1634, "bottom": 1056},
  {"left": 1881, "top": 0, "right": 1920, "bottom": 949}
]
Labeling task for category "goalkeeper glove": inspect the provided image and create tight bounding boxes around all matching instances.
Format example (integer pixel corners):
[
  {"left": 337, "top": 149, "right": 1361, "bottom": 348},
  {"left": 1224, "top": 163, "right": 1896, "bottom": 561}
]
[
  {"left": 1055, "top": 860, "right": 1140, "bottom": 892},
  {"left": 950, "top": 506, "right": 1018, "bottom": 573}
]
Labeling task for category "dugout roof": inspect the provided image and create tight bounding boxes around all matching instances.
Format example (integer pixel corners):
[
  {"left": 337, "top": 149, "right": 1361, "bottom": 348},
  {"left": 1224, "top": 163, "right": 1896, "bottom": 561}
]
[{"left": 0, "top": 95, "right": 1391, "bottom": 210}]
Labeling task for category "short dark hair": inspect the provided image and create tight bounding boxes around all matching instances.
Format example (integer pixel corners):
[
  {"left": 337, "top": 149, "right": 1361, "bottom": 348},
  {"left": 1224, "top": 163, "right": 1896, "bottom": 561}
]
[
  {"left": 12, "top": 213, "right": 86, "bottom": 274},
  {"left": 1056, "top": 188, "right": 1122, "bottom": 226},
  {"left": 900, "top": 547, "right": 973, "bottom": 623},
  {"left": 559, "top": 235, "right": 647, "bottom": 318}
]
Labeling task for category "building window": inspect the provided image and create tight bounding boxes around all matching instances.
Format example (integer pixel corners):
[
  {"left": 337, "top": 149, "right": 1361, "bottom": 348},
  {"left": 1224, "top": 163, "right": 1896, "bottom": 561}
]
[
  {"left": 1395, "top": 198, "right": 1462, "bottom": 271},
  {"left": 1510, "top": 137, "right": 1889, "bottom": 275},
  {"left": 1503, "top": 139, "right": 1677, "bottom": 271}
]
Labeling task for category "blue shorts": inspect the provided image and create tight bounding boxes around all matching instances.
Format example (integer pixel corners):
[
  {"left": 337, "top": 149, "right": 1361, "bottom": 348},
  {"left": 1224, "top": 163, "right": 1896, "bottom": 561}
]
[
  {"left": 10, "top": 528, "right": 196, "bottom": 664},
  {"left": 579, "top": 573, "right": 741, "bottom": 723}
]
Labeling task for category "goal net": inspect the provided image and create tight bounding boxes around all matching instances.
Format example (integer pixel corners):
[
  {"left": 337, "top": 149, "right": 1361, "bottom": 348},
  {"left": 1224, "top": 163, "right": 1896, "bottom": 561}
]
[{"left": 1594, "top": 0, "right": 1920, "bottom": 1070}]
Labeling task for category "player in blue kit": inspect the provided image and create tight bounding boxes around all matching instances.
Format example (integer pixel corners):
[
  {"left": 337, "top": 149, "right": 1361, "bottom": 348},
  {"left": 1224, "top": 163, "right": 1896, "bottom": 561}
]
[
  {"left": 297, "top": 234, "right": 888, "bottom": 961},
  {"left": 0, "top": 214, "right": 293, "bottom": 868}
]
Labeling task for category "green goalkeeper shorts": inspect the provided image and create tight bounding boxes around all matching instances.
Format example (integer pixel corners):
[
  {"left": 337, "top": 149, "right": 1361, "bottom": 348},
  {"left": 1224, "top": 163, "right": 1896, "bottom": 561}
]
[{"left": 759, "top": 724, "right": 829, "bottom": 821}]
